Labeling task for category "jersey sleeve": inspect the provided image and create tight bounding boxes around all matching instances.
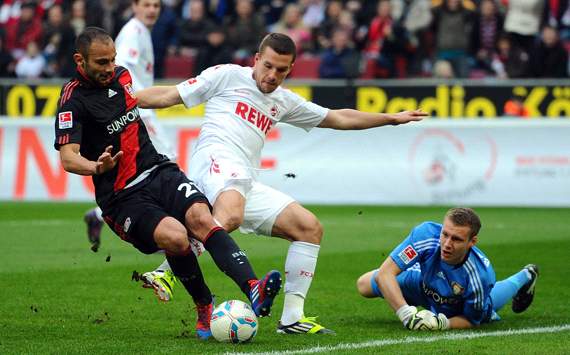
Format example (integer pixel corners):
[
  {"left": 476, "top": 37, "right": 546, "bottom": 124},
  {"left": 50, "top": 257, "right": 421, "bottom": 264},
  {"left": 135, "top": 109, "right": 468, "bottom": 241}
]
[
  {"left": 280, "top": 90, "right": 328, "bottom": 131},
  {"left": 389, "top": 222, "right": 440, "bottom": 271},
  {"left": 176, "top": 64, "right": 231, "bottom": 108},
  {"left": 54, "top": 97, "right": 84, "bottom": 151}
]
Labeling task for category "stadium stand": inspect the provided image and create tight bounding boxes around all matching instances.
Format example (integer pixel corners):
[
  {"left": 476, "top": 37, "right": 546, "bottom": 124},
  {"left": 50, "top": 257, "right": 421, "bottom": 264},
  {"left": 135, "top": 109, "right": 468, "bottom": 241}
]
[{"left": 0, "top": 0, "right": 568, "bottom": 80}]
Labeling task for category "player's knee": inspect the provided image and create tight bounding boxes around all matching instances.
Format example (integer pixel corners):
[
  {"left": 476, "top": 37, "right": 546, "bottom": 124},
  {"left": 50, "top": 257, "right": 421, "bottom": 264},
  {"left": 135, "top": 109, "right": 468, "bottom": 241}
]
[
  {"left": 154, "top": 217, "right": 191, "bottom": 254},
  {"left": 356, "top": 271, "right": 381, "bottom": 298},
  {"left": 297, "top": 217, "right": 323, "bottom": 244},
  {"left": 161, "top": 230, "right": 190, "bottom": 255},
  {"left": 184, "top": 204, "right": 217, "bottom": 241},
  {"left": 219, "top": 213, "right": 243, "bottom": 233},
  {"left": 169, "top": 238, "right": 191, "bottom": 255},
  {"left": 356, "top": 274, "right": 371, "bottom": 297}
]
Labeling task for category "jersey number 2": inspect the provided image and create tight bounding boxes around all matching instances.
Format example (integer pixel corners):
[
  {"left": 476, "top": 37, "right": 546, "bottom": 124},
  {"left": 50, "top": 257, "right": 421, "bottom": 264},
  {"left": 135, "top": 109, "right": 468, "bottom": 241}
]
[{"left": 177, "top": 183, "right": 197, "bottom": 198}]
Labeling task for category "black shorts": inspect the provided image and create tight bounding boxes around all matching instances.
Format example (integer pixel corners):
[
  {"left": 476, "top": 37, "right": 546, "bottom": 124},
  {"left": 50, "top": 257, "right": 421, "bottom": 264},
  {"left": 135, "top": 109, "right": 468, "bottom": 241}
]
[{"left": 102, "top": 165, "right": 210, "bottom": 254}]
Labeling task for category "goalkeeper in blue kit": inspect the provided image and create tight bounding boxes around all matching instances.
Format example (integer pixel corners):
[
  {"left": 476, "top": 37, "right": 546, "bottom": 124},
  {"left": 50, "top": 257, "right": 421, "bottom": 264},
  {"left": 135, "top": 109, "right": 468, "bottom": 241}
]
[{"left": 356, "top": 207, "right": 539, "bottom": 330}]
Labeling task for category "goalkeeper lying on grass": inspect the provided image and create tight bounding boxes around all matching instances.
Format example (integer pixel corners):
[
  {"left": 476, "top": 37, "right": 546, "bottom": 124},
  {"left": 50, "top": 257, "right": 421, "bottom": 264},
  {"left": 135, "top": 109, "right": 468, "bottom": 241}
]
[{"left": 356, "top": 207, "right": 538, "bottom": 330}]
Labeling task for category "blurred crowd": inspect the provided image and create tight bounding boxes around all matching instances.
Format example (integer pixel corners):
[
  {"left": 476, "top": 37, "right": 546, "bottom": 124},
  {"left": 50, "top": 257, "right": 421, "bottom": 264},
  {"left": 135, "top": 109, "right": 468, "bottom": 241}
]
[{"left": 0, "top": 0, "right": 569, "bottom": 80}]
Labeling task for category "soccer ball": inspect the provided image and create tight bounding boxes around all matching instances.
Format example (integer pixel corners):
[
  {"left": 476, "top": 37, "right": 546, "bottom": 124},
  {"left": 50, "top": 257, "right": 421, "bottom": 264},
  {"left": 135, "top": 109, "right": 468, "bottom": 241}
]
[{"left": 210, "top": 300, "right": 258, "bottom": 343}]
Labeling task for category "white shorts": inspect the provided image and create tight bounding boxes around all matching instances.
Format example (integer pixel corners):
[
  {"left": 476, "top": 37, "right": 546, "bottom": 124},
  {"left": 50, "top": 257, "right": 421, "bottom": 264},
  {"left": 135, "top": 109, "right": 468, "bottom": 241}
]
[{"left": 188, "top": 147, "right": 295, "bottom": 236}]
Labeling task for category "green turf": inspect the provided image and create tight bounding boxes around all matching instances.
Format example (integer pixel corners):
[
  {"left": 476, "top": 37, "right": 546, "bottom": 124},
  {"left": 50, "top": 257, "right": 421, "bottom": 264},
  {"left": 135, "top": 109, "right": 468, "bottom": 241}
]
[{"left": 1, "top": 203, "right": 569, "bottom": 354}]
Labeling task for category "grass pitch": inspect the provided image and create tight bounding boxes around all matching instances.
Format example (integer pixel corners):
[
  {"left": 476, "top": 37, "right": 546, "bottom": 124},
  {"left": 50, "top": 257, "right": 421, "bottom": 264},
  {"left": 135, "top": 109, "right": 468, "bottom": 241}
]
[{"left": 1, "top": 203, "right": 569, "bottom": 354}]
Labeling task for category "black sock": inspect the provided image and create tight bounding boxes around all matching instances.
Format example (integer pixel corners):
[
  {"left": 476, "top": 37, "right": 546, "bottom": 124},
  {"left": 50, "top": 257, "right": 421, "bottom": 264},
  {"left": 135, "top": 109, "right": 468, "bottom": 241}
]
[
  {"left": 204, "top": 227, "right": 257, "bottom": 296},
  {"left": 166, "top": 253, "right": 212, "bottom": 306}
]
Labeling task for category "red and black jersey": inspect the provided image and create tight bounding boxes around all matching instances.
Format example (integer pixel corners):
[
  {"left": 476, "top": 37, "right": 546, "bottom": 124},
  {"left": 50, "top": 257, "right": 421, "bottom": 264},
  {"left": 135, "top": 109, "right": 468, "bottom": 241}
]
[{"left": 54, "top": 66, "right": 169, "bottom": 208}]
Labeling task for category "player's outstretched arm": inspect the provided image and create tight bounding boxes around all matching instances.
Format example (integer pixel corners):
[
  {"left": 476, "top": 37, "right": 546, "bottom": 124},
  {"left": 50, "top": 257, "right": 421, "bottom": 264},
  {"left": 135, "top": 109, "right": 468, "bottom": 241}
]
[
  {"left": 60, "top": 144, "right": 122, "bottom": 176},
  {"left": 60, "top": 143, "right": 99, "bottom": 175},
  {"left": 135, "top": 86, "right": 183, "bottom": 109},
  {"left": 318, "top": 109, "right": 427, "bottom": 130},
  {"left": 377, "top": 257, "right": 408, "bottom": 311},
  {"left": 376, "top": 257, "right": 421, "bottom": 328}
]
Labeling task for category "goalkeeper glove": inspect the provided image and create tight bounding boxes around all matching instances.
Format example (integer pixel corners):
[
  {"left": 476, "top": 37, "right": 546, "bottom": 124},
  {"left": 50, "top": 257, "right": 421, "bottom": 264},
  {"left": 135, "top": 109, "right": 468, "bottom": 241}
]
[
  {"left": 407, "top": 309, "right": 439, "bottom": 330},
  {"left": 435, "top": 313, "right": 450, "bottom": 330},
  {"left": 396, "top": 304, "right": 418, "bottom": 329},
  {"left": 398, "top": 307, "right": 450, "bottom": 331}
]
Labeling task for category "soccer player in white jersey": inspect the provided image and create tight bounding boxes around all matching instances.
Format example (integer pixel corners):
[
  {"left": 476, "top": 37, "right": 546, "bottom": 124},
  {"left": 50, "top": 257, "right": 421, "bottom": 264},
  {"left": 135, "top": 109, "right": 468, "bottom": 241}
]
[
  {"left": 135, "top": 33, "right": 427, "bottom": 334},
  {"left": 83, "top": 0, "right": 178, "bottom": 258}
]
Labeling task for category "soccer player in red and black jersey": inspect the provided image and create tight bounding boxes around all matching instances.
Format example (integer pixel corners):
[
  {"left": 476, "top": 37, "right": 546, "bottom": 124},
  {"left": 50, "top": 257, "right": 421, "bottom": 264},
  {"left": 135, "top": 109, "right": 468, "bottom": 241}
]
[{"left": 53, "top": 27, "right": 282, "bottom": 340}]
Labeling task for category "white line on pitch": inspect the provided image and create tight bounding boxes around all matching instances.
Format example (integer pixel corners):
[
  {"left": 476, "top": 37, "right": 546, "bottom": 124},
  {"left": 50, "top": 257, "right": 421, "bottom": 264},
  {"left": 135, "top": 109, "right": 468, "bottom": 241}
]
[{"left": 227, "top": 324, "right": 570, "bottom": 355}]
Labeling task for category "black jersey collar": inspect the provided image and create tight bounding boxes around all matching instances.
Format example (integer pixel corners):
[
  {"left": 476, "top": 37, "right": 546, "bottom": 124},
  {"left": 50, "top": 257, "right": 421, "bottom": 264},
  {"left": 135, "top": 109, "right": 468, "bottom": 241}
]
[{"left": 75, "top": 65, "right": 118, "bottom": 88}]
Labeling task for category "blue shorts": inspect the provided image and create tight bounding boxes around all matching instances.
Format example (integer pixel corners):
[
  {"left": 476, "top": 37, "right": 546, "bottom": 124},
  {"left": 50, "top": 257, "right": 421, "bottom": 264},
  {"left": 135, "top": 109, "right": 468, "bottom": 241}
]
[{"left": 370, "top": 267, "right": 429, "bottom": 309}]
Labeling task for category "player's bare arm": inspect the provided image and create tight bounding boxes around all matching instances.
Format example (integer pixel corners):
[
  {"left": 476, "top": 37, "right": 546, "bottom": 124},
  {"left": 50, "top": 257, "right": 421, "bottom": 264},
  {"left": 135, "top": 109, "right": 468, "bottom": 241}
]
[
  {"left": 374, "top": 258, "right": 473, "bottom": 330},
  {"left": 448, "top": 315, "right": 474, "bottom": 329},
  {"left": 376, "top": 257, "right": 408, "bottom": 312},
  {"left": 60, "top": 143, "right": 122, "bottom": 176},
  {"left": 375, "top": 257, "right": 428, "bottom": 329},
  {"left": 135, "top": 86, "right": 183, "bottom": 109},
  {"left": 318, "top": 109, "right": 427, "bottom": 130}
]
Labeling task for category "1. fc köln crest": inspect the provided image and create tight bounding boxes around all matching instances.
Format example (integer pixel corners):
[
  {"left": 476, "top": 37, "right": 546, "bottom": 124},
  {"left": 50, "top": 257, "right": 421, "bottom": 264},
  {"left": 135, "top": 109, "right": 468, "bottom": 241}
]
[{"left": 270, "top": 104, "right": 279, "bottom": 117}]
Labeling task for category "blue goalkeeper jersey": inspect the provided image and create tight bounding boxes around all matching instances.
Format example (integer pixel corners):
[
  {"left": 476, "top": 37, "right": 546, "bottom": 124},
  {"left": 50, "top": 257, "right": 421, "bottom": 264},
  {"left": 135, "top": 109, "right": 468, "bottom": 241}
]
[{"left": 390, "top": 222, "right": 496, "bottom": 325}]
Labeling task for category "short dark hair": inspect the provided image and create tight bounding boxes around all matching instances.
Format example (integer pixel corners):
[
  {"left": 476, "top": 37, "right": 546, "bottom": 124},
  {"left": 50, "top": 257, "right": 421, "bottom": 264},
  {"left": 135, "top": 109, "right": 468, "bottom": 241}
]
[
  {"left": 258, "top": 33, "right": 297, "bottom": 63},
  {"left": 21, "top": 1, "right": 37, "bottom": 10},
  {"left": 75, "top": 27, "right": 112, "bottom": 58},
  {"left": 445, "top": 207, "right": 481, "bottom": 238}
]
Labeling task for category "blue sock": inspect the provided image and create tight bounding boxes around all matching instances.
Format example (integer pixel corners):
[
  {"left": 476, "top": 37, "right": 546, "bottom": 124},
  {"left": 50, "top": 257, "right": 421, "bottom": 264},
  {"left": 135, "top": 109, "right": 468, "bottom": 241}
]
[{"left": 491, "top": 269, "right": 531, "bottom": 311}]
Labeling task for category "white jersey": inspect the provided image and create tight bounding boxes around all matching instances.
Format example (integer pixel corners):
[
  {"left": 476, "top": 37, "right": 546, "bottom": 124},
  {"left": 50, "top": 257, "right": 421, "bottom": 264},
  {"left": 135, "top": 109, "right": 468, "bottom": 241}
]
[
  {"left": 176, "top": 64, "right": 329, "bottom": 170},
  {"left": 115, "top": 18, "right": 154, "bottom": 90},
  {"left": 115, "top": 17, "right": 176, "bottom": 159}
]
